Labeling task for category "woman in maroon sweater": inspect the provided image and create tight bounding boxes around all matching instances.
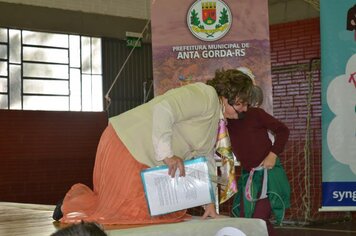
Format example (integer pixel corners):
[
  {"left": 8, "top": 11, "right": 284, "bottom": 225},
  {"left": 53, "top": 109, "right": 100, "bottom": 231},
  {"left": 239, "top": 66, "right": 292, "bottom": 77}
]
[
  {"left": 227, "top": 91, "right": 290, "bottom": 236},
  {"left": 228, "top": 107, "right": 289, "bottom": 172}
]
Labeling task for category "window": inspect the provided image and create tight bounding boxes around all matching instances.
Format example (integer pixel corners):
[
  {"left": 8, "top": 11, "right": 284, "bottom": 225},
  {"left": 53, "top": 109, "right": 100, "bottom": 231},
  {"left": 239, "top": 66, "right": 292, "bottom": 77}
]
[{"left": 0, "top": 28, "right": 103, "bottom": 111}]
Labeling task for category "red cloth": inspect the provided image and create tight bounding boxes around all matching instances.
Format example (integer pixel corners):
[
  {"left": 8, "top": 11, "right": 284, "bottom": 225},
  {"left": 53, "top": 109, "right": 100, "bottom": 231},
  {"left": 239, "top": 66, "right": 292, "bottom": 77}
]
[
  {"left": 227, "top": 107, "right": 289, "bottom": 171},
  {"left": 61, "top": 124, "right": 190, "bottom": 225},
  {"left": 240, "top": 198, "right": 276, "bottom": 236}
]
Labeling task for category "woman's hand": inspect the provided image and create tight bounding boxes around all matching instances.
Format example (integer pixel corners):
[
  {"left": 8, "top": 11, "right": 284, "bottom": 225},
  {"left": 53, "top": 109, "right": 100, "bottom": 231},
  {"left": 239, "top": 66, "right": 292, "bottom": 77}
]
[
  {"left": 260, "top": 151, "right": 277, "bottom": 169},
  {"left": 202, "top": 203, "right": 218, "bottom": 219},
  {"left": 163, "top": 156, "right": 185, "bottom": 177}
]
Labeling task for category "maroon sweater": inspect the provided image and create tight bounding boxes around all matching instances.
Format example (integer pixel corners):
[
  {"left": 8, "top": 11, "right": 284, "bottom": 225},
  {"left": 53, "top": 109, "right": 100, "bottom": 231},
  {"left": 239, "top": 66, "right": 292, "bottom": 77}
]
[{"left": 227, "top": 107, "right": 289, "bottom": 171}]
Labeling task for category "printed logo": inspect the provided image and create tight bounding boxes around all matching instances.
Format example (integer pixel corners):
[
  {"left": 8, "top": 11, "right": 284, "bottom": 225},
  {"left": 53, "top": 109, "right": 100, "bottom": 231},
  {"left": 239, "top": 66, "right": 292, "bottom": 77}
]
[{"left": 187, "top": 0, "right": 232, "bottom": 41}]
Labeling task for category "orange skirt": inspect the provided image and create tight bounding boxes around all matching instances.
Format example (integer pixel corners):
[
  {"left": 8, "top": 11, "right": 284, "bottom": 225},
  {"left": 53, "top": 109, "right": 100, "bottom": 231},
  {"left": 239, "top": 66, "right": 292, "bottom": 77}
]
[{"left": 61, "top": 124, "right": 190, "bottom": 225}]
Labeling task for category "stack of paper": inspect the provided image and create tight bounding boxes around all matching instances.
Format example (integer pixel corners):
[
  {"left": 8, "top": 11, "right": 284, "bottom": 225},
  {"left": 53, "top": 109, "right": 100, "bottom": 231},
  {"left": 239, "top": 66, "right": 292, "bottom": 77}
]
[{"left": 141, "top": 157, "right": 215, "bottom": 216}]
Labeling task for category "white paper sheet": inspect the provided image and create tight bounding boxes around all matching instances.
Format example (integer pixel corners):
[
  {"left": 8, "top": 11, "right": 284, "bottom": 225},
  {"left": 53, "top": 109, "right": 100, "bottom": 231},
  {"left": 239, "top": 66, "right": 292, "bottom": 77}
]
[{"left": 141, "top": 157, "right": 215, "bottom": 216}]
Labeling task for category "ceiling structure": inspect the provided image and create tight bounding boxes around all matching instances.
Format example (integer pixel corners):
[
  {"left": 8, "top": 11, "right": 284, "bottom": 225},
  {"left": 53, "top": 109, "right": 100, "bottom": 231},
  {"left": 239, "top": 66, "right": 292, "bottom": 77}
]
[
  {"left": 303, "top": 0, "right": 320, "bottom": 11},
  {"left": 270, "top": 0, "right": 319, "bottom": 11},
  {"left": 268, "top": 0, "right": 319, "bottom": 25},
  {"left": 0, "top": 0, "right": 321, "bottom": 40}
]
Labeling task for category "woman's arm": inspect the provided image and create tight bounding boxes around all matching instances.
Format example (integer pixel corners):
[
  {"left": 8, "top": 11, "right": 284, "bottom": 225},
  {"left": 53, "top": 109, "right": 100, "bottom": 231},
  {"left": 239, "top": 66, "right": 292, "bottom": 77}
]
[
  {"left": 257, "top": 108, "right": 290, "bottom": 156},
  {"left": 257, "top": 108, "right": 289, "bottom": 169},
  {"left": 152, "top": 83, "right": 219, "bottom": 161}
]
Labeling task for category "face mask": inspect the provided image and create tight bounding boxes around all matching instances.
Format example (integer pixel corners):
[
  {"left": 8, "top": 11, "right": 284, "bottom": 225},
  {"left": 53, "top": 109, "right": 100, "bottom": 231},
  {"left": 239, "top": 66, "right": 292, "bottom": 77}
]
[
  {"left": 237, "top": 111, "right": 246, "bottom": 119},
  {"left": 228, "top": 101, "right": 246, "bottom": 120}
]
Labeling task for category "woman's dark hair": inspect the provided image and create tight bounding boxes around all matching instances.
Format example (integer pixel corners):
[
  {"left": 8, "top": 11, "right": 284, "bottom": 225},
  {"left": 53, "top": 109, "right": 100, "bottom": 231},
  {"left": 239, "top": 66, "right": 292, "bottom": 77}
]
[
  {"left": 206, "top": 68, "right": 254, "bottom": 105},
  {"left": 51, "top": 221, "right": 107, "bottom": 236}
]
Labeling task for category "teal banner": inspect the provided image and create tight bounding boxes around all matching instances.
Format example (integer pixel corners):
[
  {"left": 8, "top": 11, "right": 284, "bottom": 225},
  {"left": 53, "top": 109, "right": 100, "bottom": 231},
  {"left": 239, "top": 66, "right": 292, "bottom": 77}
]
[{"left": 320, "top": 0, "right": 356, "bottom": 210}]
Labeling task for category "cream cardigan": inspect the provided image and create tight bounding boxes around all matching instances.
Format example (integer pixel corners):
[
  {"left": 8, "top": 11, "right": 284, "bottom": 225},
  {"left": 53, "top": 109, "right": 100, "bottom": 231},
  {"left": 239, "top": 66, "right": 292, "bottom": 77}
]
[{"left": 110, "top": 82, "right": 220, "bottom": 175}]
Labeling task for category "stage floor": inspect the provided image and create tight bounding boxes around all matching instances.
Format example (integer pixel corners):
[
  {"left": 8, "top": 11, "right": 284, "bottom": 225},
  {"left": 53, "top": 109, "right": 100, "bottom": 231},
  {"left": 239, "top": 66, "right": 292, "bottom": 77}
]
[
  {"left": 0, "top": 202, "right": 268, "bottom": 236},
  {"left": 2, "top": 202, "right": 354, "bottom": 236}
]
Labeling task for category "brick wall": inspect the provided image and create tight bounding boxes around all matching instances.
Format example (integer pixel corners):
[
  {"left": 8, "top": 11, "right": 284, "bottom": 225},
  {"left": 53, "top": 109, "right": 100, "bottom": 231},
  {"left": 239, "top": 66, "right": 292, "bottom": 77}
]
[
  {"left": 217, "top": 18, "right": 353, "bottom": 223},
  {"left": 270, "top": 18, "right": 352, "bottom": 223}
]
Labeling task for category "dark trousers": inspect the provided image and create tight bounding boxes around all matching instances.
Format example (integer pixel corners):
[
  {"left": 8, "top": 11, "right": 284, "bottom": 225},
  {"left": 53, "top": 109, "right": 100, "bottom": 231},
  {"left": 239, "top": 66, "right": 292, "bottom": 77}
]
[{"left": 240, "top": 198, "right": 276, "bottom": 236}]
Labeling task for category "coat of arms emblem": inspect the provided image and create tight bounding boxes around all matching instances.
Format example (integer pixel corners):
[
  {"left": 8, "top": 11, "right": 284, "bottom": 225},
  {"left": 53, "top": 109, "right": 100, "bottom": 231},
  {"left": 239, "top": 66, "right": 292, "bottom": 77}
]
[{"left": 187, "top": 0, "right": 232, "bottom": 41}]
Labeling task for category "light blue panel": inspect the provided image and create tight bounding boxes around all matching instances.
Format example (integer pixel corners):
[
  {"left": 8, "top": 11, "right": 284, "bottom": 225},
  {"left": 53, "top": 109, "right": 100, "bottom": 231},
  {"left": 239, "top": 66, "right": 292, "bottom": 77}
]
[{"left": 320, "top": 0, "right": 356, "bottom": 208}]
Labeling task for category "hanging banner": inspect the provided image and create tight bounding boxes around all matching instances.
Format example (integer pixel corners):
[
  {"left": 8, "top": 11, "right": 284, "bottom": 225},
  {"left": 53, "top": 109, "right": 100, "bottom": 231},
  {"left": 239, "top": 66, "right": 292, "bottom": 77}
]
[
  {"left": 151, "top": 0, "right": 272, "bottom": 113},
  {"left": 320, "top": 0, "right": 356, "bottom": 211}
]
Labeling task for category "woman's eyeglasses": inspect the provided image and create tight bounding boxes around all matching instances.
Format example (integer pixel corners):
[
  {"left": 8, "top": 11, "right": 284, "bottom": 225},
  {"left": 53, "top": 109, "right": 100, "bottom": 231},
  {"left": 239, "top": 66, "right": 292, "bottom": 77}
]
[
  {"left": 229, "top": 101, "right": 248, "bottom": 113},
  {"left": 230, "top": 104, "right": 240, "bottom": 114}
]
